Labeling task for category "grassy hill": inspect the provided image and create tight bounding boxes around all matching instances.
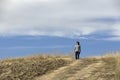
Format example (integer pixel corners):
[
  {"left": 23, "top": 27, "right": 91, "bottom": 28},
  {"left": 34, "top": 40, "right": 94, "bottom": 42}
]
[
  {"left": 0, "top": 53, "right": 120, "bottom": 80},
  {"left": 0, "top": 55, "right": 72, "bottom": 80}
]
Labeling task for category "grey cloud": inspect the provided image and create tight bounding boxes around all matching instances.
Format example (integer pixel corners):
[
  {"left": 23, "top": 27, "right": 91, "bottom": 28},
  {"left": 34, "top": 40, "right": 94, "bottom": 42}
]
[
  {"left": 113, "top": 0, "right": 120, "bottom": 9},
  {"left": 0, "top": 0, "right": 120, "bottom": 40},
  {"left": 84, "top": 17, "right": 120, "bottom": 24}
]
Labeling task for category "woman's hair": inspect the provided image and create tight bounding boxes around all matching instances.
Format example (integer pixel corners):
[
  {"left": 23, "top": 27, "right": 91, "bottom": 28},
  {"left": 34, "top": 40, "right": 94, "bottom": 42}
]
[{"left": 76, "top": 41, "right": 80, "bottom": 45}]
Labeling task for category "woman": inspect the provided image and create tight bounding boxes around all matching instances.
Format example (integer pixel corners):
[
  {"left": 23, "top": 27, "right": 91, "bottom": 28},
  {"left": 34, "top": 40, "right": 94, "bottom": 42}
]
[{"left": 74, "top": 41, "right": 81, "bottom": 60}]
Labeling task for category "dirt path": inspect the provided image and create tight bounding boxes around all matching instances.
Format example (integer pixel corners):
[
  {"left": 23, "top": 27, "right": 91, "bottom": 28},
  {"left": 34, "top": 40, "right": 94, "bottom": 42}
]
[
  {"left": 35, "top": 60, "right": 80, "bottom": 80},
  {"left": 67, "top": 61, "right": 105, "bottom": 80},
  {"left": 34, "top": 59, "right": 115, "bottom": 80}
]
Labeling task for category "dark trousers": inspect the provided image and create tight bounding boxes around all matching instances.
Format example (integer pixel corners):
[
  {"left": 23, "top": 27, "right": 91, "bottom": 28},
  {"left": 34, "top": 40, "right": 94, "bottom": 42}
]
[{"left": 75, "top": 52, "right": 80, "bottom": 60}]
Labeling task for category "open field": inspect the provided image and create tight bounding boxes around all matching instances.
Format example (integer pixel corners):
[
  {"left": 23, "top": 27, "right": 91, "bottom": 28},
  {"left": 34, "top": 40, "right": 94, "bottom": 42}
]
[
  {"left": 0, "top": 53, "right": 120, "bottom": 80},
  {"left": 0, "top": 55, "right": 72, "bottom": 80}
]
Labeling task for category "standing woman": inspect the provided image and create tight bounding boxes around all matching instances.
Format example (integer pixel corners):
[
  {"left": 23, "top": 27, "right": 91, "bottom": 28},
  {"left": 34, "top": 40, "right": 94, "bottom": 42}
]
[{"left": 74, "top": 41, "right": 81, "bottom": 60}]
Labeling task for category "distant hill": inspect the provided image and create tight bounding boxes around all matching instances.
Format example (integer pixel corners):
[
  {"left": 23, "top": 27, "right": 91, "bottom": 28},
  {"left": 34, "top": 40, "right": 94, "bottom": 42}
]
[{"left": 0, "top": 54, "right": 120, "bottom": 80}]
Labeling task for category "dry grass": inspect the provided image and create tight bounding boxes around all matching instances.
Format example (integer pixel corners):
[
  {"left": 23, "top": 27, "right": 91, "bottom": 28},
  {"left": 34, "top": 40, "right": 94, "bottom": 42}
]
[
  {"left": 101, "top": 52, "right": 120, "bottom": 80},
  {"left": 76, "top": 53, "right": 120, "bottom": 80},
  {"left": 0, "top": 53, "right": 120, "bottom": 80},
  {"left": 115, "top": 53, "right": 120, "bottom": 80},
  {"left": 0, "top": 55, "right": 72, "bottom": 80}
]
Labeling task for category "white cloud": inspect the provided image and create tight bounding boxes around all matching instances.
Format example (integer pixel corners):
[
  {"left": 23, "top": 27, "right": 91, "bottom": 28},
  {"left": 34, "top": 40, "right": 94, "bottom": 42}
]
[
  {"left": 103, "top": 37, "right": 120, "bottom": 41},
  {"left": 112, "top": 23, "right": 120, "bottom": 35},
  {"left": 0, "top": 0, "right": 120, "bottom": 40},
  {"left": 0, "top": 45, "right": 71, "bottom": 49}
]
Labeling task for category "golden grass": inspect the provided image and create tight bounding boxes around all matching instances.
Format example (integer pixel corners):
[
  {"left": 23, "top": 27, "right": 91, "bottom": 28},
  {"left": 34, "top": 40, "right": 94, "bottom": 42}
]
[
  {"left": 100, "top": 52, "right": 120, "bottom": 80},
  {"left": 0, "top": 55, "right": 72, "bottom": 80},
  {"left": 115, "top": 53, "right": 120, "bottom": 80},
  {"left": 83, "top": 52, "right": 120, "bottom": 80},
  {"left": 0, "top": 52, "right": 120, "bottom": 80}
]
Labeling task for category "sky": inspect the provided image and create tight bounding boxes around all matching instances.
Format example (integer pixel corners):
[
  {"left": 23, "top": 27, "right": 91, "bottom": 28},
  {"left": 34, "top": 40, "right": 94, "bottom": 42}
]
[{"left": 0, "top": 0, "right": 120, "bottom": 59}]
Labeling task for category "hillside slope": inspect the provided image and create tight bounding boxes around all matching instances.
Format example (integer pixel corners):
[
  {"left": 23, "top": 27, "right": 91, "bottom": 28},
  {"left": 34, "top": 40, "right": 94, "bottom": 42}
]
[
  {"left": 0, "top": 54, "right": 120, "bottom": 80},
  {"left": 0, "top": 55, "right": 72, "bottom": 80},
  {"left": 35, "top": 55, "right": 119, "bottom": 80}
]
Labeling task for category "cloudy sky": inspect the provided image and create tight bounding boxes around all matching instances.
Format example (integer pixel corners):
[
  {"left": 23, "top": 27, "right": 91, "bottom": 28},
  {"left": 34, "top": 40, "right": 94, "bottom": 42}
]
[{"left": 0, "top": 0, "right": 120, "bottom": 59}]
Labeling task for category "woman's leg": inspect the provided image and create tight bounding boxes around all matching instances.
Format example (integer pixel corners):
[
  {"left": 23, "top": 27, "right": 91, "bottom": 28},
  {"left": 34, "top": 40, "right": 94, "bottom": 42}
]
[
  {"left": 75, "top": 52, "right": 77, "bottom": 59},
  {"left": 78, "top": 53, "right": 79, "bottom": 59},
  {"left": 77, "top": 52, "right": 80, "bottom": 59}
]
